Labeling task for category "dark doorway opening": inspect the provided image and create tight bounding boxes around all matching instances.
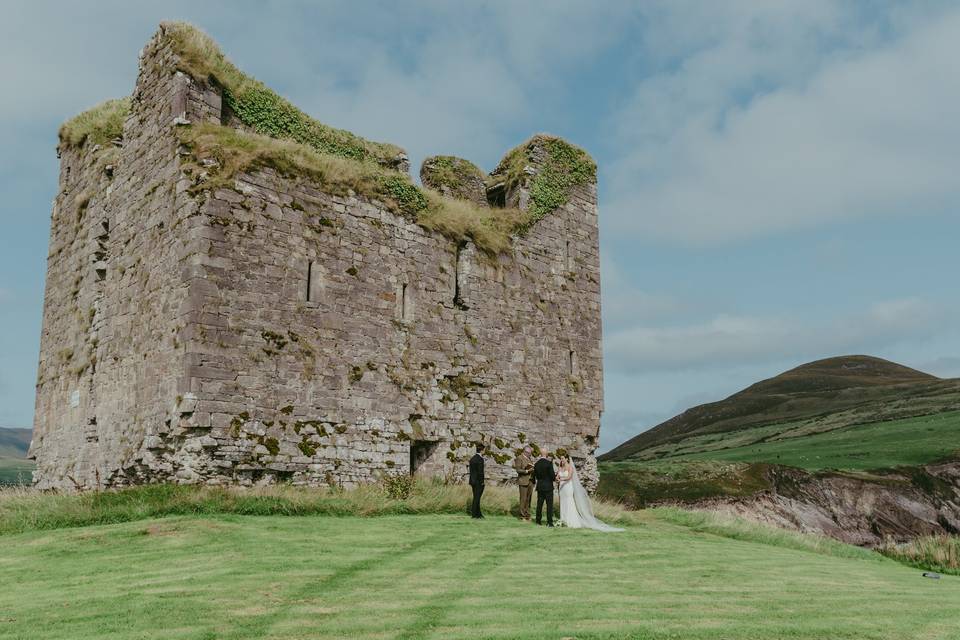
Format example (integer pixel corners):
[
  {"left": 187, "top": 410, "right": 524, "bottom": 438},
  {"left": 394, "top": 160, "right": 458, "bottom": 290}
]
[
  {"left": 486, "top": 182, "right": 506, "bottom": 207},
  {"left": 410, "top": 440, "right": 439, "bottom": 475}
]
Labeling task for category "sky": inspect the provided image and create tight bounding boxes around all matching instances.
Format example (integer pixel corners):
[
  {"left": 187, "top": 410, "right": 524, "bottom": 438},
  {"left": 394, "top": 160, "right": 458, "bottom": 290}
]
[{"left": 1, "top": 1, "right": 958, "bottom": 452}]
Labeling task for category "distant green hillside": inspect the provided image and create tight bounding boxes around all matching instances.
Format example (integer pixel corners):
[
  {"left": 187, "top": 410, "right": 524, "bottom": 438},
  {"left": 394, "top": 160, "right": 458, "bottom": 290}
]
[
  {"left": 598, "top": 356, "right": 960, "bottom": 509},
  {"left": 0, "top": 427, "right": 33, "bottom": 485},
  {"left": 601, "top": 355, "right": 960, "bottom": 465},
  {"left": 597, "top": 410, "right": 960, "bottom": 508},
  {"left": 664, "top": 410, "right": 960, "bottom": 471}
]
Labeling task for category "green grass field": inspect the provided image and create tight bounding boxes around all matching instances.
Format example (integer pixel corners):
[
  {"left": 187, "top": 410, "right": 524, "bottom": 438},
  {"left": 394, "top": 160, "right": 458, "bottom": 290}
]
[
  {"left": 671, "top": 410, "right": 960, "bottom": 471},
  {"left": 0, "top": 458, "right": 34, "bottom": 486},
  {"left": 2, "top": 511, "right": 960, "bottom": 640}
]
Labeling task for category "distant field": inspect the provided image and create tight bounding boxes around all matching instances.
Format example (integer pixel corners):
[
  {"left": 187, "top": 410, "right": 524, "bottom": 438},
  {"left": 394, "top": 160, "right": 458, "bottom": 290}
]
[
  {"left": 597, "top": 459, "right": 773, "bottom": 508},
  {"left": 0, "top": 427, "right": 33, "bottom": 486},
  {"left": 597, "top": 411, "right": 960, "bottom": 509},
  {"left": 670, "top": 410, "right": 960, "bottom": 471},
  {"left": 2, "top": 511, "right": 959, "bottom": 639},
  {"left": 0, "top": 458, "right": 34, "bottom": 486}
]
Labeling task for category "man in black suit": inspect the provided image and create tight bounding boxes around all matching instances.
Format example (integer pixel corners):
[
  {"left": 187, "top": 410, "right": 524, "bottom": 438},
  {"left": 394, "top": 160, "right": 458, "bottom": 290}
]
[
  {"left": 468, "top": 443, "right": 485, "bottom": 519},
  {"left": 533, "top": 451, "right": 556, "bottom": 526}
]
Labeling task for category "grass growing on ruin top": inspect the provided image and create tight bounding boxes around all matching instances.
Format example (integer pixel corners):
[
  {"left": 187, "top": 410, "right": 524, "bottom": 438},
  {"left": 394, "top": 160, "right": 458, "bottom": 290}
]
[
  {"left": 162, "top": 21, "right": 403, "bottom": 167},
  {"left": 421, "top": 155, "right": 485, "bottom": 193},
  {"left": 180, "top": 123, "right": 525, "bottom": 254},
  {"left": 56, "top": 22, "right": 597, "bottom": 254},
  {"left": 58, "top": 97, "right": 131, "bottom": 150},
  {"left": 491, "top": 134, "right": 596, "bottom": 232}
]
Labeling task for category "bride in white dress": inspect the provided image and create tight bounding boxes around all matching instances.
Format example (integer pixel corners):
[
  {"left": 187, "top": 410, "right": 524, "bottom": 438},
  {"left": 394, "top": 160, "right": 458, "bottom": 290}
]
[{"left": 556, "top": 456, "right": 623, "bottom": 532}]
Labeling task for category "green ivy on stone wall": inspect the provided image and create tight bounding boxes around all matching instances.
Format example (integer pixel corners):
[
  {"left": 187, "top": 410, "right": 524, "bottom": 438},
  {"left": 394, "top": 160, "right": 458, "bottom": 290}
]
[
  {"left": 163, "top": 21, "right": 402, "bottom": 167},
  {"left": 500, "top": 136, "right": 597, "bottom": 234}
]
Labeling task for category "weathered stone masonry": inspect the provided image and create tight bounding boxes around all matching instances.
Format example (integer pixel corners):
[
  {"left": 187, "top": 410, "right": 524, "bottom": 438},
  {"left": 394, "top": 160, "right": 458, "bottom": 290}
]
[{"left": 30, "top": 25, "right": 604, "bottom": 490}]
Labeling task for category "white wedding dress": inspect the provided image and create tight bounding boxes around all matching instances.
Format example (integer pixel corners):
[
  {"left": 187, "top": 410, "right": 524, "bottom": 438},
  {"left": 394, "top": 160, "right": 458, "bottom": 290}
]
[{"left": 557, "top": 463, "right": 623, "bottom": 532}]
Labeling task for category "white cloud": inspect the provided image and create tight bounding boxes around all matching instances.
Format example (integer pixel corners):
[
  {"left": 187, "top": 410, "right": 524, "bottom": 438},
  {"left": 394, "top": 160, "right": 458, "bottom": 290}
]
[
  {"left": 600, "top": 256, "right": 687, "bottom": 331},
  {"left": 606, "top": 3, "right": 960, "bottom": 245},
  {"left": 599, "top": 407, "right": 670, "bottom": 452},
  {"left": 145, "top": 1, "right": 636, "bottom": 181},
  {"left": 605, "top": 297, "right": 948, "bottom": 374}
]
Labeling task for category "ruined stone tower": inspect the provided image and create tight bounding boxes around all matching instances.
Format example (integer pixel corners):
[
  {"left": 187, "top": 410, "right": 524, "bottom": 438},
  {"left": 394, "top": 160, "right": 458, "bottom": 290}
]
[{"left": 30, "top": 23, "right": 603, "bottom": 491}]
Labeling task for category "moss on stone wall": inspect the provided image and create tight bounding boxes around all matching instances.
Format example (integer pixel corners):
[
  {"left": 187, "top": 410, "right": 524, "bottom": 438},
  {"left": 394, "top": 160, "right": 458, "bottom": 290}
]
[
  {"left": 162, "top": 21, "right": 403, "bottom": 167},
  {"left": 58, "top": 98, "right": 131, "bottom": 150},
  {"left": 179, "top": 123, "right": 526, "bottom": 255},
  {"left": 420, "top": 156, "right": 484, "bottom": 194},
  {"left": 164, "top": 22, "right": 595, "bottom": 249},
  {"left": 59, "top": 23, "right": 597, "bottom": 259},
  {"left": 491, "top": 135, "right": 596, "bottom": 233}
]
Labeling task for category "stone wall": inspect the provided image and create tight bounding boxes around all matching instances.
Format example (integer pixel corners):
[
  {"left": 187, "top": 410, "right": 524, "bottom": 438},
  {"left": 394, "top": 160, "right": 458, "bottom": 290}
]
[
  {"left": 31, "top": 25, "right": 604, "bottom": 491},
  {"left": 30, "top": 30, "right": 215, "bottom": 489}
]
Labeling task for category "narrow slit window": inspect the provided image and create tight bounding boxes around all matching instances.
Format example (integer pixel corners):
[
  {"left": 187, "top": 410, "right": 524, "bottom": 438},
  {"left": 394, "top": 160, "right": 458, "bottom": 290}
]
[
  {"left": 569, "top": 350, "right": 578, "bottom": 376},
  {"left": 306, "top": 261, "right": 313, "bottom": 302},
  {"left": 454, "top": 246, "right": 460, "bottom": 306},
  {"left": 400, "top": 283, "right": 410, "bottom": 322},
  {"left": 453, "top": 243, "right": 467, "bottom": 309}
]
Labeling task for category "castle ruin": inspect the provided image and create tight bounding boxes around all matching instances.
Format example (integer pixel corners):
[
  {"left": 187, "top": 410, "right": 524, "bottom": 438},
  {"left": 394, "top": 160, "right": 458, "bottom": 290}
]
[{"left": 29, "top": 23, "right": 604, "bottom": 491}]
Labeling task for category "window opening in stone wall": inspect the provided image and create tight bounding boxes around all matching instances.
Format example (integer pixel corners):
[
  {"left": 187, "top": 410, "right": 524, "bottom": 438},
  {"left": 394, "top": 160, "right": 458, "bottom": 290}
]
[
  {"left": 401, "top": 282, "right": 413, "bottom": 322},
  {"left": 94, "top": 218, "right": 110, "bottom": 282},
  {"left": 569, "top": 350, "right": 578, "bottom": 376},
  {"left": 454, "top": 242, "right": 468, "bottom": 310},
  {"left": 487, "top": 182, "right": 506, "bottom": 207},
  {"left": 566, "top": 240, "right": 575, "bottom": 271},
  {"left": 306, "top": 261, "right": 313, "bottom": 302},
  {"left": 410, "top": 440, "right": 439, "bottom": 475}
]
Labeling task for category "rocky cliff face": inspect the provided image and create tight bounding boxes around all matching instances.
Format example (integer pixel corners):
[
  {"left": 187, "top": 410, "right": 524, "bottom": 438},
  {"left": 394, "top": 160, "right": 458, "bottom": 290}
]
[{"left": 700, "top": 461, "right": 960, "bottom": 547}]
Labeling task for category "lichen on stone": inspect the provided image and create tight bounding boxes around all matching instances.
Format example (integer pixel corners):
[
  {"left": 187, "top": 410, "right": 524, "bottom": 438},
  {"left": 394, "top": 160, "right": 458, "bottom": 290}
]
[{"left": 261, "top": 436, "right": 280, "bottom": 456}]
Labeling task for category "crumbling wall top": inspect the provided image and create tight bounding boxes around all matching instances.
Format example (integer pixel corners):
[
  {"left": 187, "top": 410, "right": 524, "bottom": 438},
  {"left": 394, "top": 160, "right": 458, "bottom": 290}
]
[
  {"left": 420, "top": 156, "right": 488, "bottom": 207},
  {"left": 56, "top": 22, "right": 598, "bottom": 256}
]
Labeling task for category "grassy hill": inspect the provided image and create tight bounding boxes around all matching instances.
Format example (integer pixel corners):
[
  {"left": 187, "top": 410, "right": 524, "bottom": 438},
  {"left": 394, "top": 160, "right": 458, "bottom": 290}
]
[
  {"left": 597, "top": 356, "right": 960, "bottom": 511},
  {"left": 0, "top": 427, "right": 33, "bottom": 486},
  {"left": 1, "top": 484, "right": 959, "bottom": 639},
  {"left": 602, "top": 355, "right": 958, "bottom": 463}
]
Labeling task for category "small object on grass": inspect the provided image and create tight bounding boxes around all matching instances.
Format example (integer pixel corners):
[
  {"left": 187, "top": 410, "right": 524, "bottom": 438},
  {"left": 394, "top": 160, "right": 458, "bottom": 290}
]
[{"left": 922, "top": 572, "right": 941, "bottom": 579}]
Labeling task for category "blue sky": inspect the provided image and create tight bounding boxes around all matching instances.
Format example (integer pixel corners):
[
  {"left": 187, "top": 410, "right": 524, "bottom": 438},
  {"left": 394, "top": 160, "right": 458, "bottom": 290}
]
[{"left": 1, "top": 1, "right": 958, "bottom": 451}]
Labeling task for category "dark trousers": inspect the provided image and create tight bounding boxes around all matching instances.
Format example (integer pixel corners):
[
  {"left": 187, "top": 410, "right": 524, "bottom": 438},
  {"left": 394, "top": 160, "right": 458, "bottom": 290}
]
[
  {"left": 470, "top": 483, "right": 484, "bottom": 518},
  {"left": 518, "top": 483, "right": 533, "bottom": 520},
  {"left": 536, "top": 489, "right": 554, "bottom": 525}
]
